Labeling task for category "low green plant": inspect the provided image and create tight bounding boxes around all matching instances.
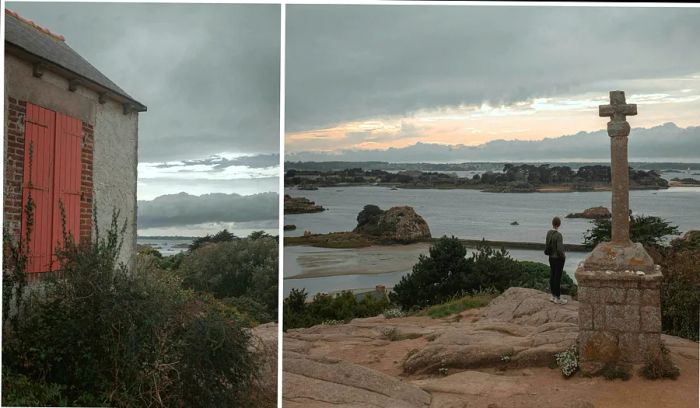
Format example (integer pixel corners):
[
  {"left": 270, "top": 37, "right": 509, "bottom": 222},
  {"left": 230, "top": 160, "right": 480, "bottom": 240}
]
[
  {"left": 383, "top": 307, "right": 405, "bottom": 319},
  {"left": 420, "top": 292, "right": 496, "bottom": 319},
  {"left": 322, "top": 319, "right": 344, "bottom": 326},
  {"left": 555, "top": 345, "right": 579, "bottom": 377}
]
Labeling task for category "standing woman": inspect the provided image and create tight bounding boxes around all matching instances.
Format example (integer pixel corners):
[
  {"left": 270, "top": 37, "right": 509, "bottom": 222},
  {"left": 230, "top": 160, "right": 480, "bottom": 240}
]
[{"left": 545, "top": 216, "right": 567, "bottom": 304}]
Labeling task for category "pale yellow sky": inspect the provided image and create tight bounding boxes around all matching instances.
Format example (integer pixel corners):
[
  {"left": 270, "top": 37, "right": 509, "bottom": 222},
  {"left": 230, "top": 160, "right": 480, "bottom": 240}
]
[{"left": 286, "top": 75, "right": 700, "bottom": 153}]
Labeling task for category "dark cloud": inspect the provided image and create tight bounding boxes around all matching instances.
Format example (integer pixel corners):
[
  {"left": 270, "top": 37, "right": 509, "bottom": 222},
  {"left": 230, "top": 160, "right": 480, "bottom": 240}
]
[
  {"left": 286, "top": 123, "right": 700, "bottom": 162},
  {"left": 137, "top": 192, "right": 278, "bottom": 228},
  {"left": 7, "top": 2, "right": 280, "bottom": 161},
  {"left": 286, "top": 5, "right": 700, "bottom": 132}
]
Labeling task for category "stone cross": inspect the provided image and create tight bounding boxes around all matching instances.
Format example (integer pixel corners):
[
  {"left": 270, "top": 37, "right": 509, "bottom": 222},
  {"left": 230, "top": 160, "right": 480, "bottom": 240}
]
[{"left": 599, "top": 91, "right": 637, "bottom": 245}]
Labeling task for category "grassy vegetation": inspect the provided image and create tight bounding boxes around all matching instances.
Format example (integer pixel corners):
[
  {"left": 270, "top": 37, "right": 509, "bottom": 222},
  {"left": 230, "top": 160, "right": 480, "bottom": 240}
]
[
  {"left": 284, "top": 232, "right": 380, "bottom": 248},
  {"left": 418, "top": 293, "right": 496, "bottom": 318}
]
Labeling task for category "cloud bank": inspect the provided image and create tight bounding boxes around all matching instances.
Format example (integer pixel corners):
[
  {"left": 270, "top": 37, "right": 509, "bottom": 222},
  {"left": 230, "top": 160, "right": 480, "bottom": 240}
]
[{"left": 138, "top": 192, "right": 278, "bottom": 229}]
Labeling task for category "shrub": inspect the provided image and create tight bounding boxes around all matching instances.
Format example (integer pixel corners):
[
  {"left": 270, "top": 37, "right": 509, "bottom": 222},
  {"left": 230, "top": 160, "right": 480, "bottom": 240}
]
[
  {"left": 647, "top": 245, "right": 700, "bottom": 341},
  {"left": 390, "top": 237, "right": 577, "bottom": 310},
  {"left": 584, "top": 215, "right": 680, "bottom": 249},
  {"left": 638, "top": 343, "right": 680, "bottom": 380},
  {"left": 189, "top": 228, "right": 237, "bottom": 251},
  {"left": 283, "top": 288, "right": 390, "bottom": 330},
  {"left": 390, "top": 236, "right": 471, "bottom": 309},
  {"left": 356, "top": 204, "right": 383, "bottom": 228},
  {"left": 2, "top": 211, "right": 263, "bottom": 407},
  {"left": 515, "top": 260, "right": 577, "bottom": 297},
  {"left": 555, "top": 345, "right": 579, "bottom": 377},
  {"left": 600, "top": 364, "right": 631, "bottom": 381},
  {"left": 177, "top": 237, "right": 278, "bottom": 323}
]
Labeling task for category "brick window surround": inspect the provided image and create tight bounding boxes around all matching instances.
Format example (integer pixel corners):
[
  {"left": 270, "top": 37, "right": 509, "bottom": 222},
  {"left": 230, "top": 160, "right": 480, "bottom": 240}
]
[{"left": 3, "top": 98, "right": 93, "bottom": 274}]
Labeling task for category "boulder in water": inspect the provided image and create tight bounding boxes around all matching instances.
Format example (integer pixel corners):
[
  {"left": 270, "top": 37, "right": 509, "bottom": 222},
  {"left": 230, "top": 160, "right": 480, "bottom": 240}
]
[
  {"left": 354, "top": 205, "right": 431, "bottom": 242},
  {"left": 566, "top": 206, "right": 611, "bottom": 219}
]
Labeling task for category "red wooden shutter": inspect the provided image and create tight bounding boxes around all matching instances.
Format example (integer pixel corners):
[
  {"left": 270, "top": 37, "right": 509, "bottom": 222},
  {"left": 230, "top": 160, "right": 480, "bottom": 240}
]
[
  {"left": 21, "top": 103, "right": 56, "bottom": 273},
  {"left": 52, "top": 113, "right": 83, "bottom": 270}
]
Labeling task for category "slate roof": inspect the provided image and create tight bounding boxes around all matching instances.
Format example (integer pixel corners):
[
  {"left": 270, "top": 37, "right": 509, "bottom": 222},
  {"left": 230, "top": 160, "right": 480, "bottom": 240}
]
[{"left": 5, "top": 9, "right": 146, "bottom": 111}]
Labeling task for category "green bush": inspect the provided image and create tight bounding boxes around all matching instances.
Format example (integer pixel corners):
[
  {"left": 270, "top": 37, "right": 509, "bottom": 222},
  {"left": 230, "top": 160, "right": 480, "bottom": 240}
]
[
  {"left": 283, "top": 288, "right": 390, "bottom": 331},
  {"left": 390, "top": 237, "right": 577, "bottom": 310},
  {"left": 584, "top": 215, "right": 680, "bottom": 249},
  {"left": 177, "top": 237, "right": 278, "bottom": 323},
  {"left": 648, "top": 244, "right": 700, "bottom": 341},
  {"left": 3, "top": 211, "right": 264, "bottom": 407},
  {"left": 390, "top": 236, "right": 471, "bottom": 309},
  {"left": 516, "top": 260, "right": 577, "bottom": 297}
]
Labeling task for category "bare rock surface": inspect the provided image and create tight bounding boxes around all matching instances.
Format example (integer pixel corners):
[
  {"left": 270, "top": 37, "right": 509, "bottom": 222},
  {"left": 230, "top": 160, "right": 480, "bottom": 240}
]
[
  {"left": 251, "top": 322, "right": 278, "bottom": 401},
  {"left": 283, "top": 288, "right": 699, "bottom": 408},
  {"left": 403, "top": 288, "right": 578, "bottom": 374},
  {"left": 284, "top": 352, "right": 431, "bottom": 408}
]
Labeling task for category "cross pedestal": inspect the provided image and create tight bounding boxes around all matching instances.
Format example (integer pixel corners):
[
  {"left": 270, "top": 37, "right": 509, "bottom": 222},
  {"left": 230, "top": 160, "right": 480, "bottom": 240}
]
[{"left": 575, "top": 91, "right": 663, "bottom": 375}]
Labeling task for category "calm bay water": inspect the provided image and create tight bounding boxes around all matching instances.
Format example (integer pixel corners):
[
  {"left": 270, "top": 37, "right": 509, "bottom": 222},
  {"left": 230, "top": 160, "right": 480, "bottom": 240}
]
[
  {"left": 284, "top": 184, "right": 700, "bottom": 296},
  {"left": 285, "top": 186, "right": 700, "bottom": 244}
]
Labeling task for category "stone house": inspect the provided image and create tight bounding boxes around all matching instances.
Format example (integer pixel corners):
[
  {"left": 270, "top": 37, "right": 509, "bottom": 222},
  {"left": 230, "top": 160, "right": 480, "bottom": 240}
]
[{"left": 4, "top": 9, "right": 146, "bottom": 274}]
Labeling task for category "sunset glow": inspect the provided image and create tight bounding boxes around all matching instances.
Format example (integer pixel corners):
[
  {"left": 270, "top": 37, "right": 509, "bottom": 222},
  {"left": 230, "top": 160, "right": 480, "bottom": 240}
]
[{"left": 286, "top": 75, "right": 700, "bottom": 153}]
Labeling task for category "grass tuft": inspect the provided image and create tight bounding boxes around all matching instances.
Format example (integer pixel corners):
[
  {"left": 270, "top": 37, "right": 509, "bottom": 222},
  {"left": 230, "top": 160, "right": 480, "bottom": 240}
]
[{"left": 419, "top": 293, "right": 495, "bottom": 319}]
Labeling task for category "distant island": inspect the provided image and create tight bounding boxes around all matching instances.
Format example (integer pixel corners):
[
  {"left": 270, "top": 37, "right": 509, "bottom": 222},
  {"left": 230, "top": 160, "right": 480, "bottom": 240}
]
[
  {"left": 284, "top": 194, "right": 325, "bottom": 214},
  {"left": 285, "top": 163, "right": 669, "bottom": 193}
]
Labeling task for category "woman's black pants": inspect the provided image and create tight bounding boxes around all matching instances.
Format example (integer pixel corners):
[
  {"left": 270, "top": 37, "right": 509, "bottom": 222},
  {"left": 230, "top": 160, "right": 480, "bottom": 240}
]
[{"left": 548, "top": 257, "right": 565, "bottom": 298}]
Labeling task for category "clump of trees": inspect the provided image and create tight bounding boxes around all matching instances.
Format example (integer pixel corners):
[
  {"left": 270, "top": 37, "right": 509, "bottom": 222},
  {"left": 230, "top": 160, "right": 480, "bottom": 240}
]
[{"left": 390, "top": 237, "right": 576, "bottom": 310}]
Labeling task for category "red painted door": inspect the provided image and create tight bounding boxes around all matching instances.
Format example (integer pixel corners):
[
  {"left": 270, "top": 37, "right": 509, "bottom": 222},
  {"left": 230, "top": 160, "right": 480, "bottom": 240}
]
[
  {"left": 51, "top": 113, "right": 82, "bottom": 270},
  {"left": 21, "top": 103, "right": 56, "bottom": 273},
  {"left": 21, "top": 103, "right": 84, "bottom": 273}
]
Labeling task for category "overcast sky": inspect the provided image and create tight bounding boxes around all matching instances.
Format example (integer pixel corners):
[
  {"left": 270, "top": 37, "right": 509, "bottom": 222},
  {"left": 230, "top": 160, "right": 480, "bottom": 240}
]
[
  {"left": 286, "top": 5, "right": 700, "bottom": 154},
  {"left": 7, "top": 2, "right": 281, "bottom": 236}
]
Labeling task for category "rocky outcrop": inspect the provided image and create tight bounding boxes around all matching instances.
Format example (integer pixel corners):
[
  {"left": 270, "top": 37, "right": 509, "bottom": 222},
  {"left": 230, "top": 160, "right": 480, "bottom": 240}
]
[
  {"left": 403, "top": 288, "right": 578, "bottom": 374},
  {"left": 284, "top": 194, "right": 325, "bottom": 214},
  {"left": 284, "top": 353, "right": 431, "bottom": 408},
  {"left": 566, "top": 206, "right": 611, "bottom": 219},
  {"left": 354, "top": 205, "right": 431, "bottom": 242}
]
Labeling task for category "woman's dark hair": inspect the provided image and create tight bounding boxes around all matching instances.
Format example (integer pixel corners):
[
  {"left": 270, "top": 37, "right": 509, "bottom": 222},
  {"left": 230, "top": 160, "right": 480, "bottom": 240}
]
[{"left": 552, "top": 216, "right": 561, "bottom": 228}]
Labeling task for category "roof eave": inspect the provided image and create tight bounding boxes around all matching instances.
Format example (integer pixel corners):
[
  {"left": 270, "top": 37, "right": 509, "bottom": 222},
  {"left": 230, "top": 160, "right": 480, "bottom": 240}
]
[{"left": 5, "top": 42, "right": 147, "bottom": 113}]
